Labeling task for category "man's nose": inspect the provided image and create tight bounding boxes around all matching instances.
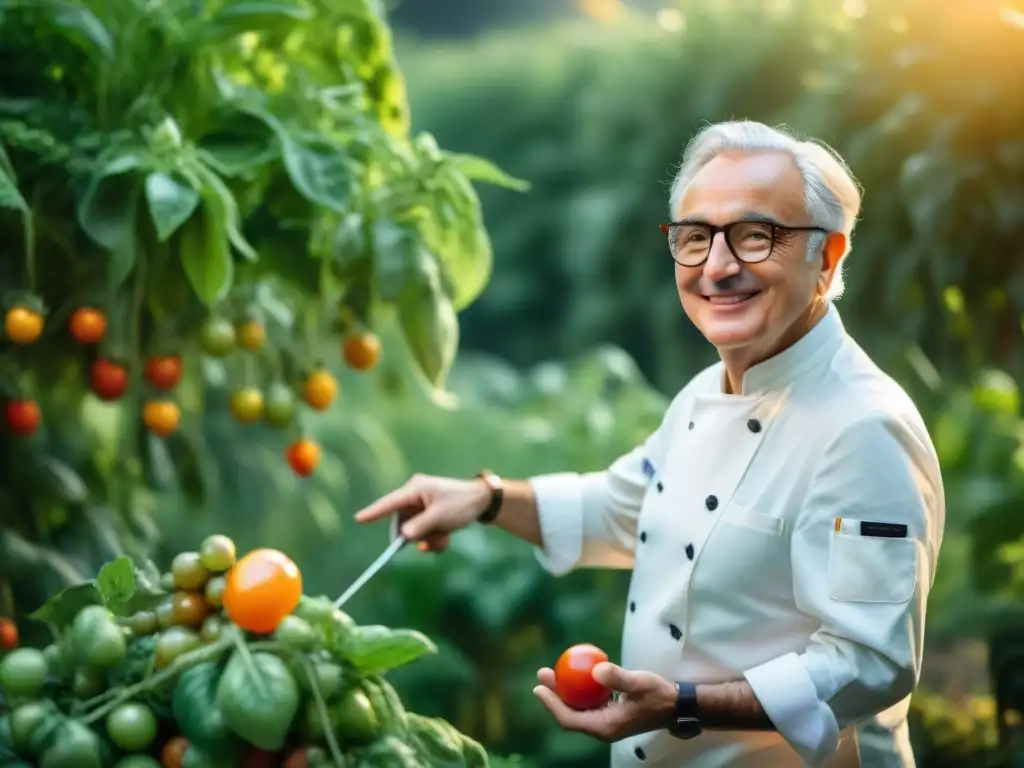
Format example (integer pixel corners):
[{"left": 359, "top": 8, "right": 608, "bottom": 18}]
[{"left": 702, "top": 233, "right": 741, "bottom": 282}]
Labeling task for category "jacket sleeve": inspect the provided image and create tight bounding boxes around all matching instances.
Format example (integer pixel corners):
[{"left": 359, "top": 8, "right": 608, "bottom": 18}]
[
  {"left": 742, "top": 413, "right": 945, "bottom": 766},
  {"left": 529, "top": 394, "right": 684, "bottom": 576}
]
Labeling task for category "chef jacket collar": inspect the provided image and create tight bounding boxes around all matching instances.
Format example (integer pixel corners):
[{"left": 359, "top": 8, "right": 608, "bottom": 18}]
[{"left": 718, "top": 302, "right": 845, "bottom": 397}]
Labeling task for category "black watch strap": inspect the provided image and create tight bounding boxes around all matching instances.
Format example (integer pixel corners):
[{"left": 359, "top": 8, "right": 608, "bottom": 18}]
[
  {"left": 675, "top": 681, "right": 699, "bottom": 719},
  {"left": 475, "top": 470, "right": 504, "bottom": 524},
  {"left": 667, "top": 682, "right": 703, "bottom": 740}
]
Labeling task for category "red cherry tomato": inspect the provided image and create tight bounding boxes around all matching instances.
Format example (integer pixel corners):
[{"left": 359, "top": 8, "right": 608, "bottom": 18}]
[
  {"left": 91, "top": 359, "right": 128, "bottom": 401},
  {"left": 0, "top": 617, "right": 18, "bottom": 650},
  {"left": 554, "top": 643, "right": 612, "bottom": 710},
  {"left": 144, "top": 355, "right": 183, "bottom": 391},
  {"left": 286, "top": 439, "right": 320, "bottom": 477},
  {"left": 5, "top": 400, "right": 40, "bottom": 436}
]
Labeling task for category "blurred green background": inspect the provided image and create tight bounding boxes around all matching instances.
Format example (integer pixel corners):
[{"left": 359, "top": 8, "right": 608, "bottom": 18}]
[{"left": 5, "top": 0, "right": 1024, "bottom": 765}]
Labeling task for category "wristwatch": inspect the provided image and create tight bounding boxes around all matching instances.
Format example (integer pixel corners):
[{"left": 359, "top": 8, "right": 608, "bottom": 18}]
[
  {"left": 666, "top": 682, "right": 703, "bottom": 740},
  {"left": 475, "top": 469, "right": 504, "bottom": 524}
]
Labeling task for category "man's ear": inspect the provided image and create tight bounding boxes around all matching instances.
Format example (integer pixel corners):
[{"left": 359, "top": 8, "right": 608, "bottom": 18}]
[{"left": 817, "top": 232, "right": 847, "bottom": 295}]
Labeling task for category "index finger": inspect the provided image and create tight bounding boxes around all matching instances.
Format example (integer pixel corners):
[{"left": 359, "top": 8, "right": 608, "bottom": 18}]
[{"left": 354, "top": 485, "right": 422, "bottom": 523}]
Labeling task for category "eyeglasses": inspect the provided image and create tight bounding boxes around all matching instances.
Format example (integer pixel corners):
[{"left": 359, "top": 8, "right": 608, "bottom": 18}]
[{"left": 658, "top": 220, "right": 829, "bottom": 267}]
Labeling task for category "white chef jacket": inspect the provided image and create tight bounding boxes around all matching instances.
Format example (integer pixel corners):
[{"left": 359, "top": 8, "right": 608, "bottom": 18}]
[{"left": 530, "top": 304, "right": 944, "bottom": 768}]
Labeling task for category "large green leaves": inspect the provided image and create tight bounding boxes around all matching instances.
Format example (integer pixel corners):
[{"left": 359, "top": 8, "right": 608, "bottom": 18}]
[
  {"left": 178, "top": 194, "right": 234, "bottom": 307},
  {"left": 145, "top": 172, "right": 200, "bottom": 242},
  {"left": 398, "top": 248, "right": 459, "bottom": 389},
  {"left": 216, "top": 649, "right": 300, "bottom": 751}
]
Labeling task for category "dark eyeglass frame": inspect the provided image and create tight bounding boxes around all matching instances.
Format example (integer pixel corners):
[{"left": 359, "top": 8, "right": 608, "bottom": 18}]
[{"left": 658, "top": 219, "right": 830, "bottom": 267}]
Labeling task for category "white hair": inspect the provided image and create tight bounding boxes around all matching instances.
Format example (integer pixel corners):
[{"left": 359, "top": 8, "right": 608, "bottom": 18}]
[{"left": 668, "top": 121, "right": 863, "bottom": 300}]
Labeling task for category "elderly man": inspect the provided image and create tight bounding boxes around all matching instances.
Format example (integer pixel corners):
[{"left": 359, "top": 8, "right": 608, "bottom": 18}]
[{"left": 355, "top": 120, "right": 945, "bottom": 767}]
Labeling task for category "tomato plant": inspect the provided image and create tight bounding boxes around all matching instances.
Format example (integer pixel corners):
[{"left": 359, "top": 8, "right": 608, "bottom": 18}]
[
  {"left": 90, "top": 359, "right": 128, "bottom": 401},
  {"left": 554, "top": 643, "right": 612, "bottom": 710},
  {"left": 4, "top": 400, "right": 40, "bottom": 436},
  {"left": 4, "top": 306, "right": 44, "bottom": 344},
  {"left": 143, "top": 401, "right": 180, "bottom": 437},
  {"left": 286, "top": 439, "right": 320, "bottom": 477},
  {"left": 344, "top": 331, "right": 383, "bottom": 372},
  {"left": 229, "top": 387, "right": 265, "bottom": 425},
  {"left": 222, "top": 548, "right": 302, "bottom": 634},
  {"left": 68, "top": 307, "right": 107, "bottom": 344},
  {"left": 302, "top": 370, "right": 337, "bottom": 411},
  {"left": 143, "top": 356, "right": 183, "bottom": 391}
]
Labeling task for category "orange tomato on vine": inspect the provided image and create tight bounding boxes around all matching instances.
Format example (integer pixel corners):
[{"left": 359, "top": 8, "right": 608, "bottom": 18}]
[
  {"left": 4, "top": 306, "right": 43, "bottom": 344},
  {"left": 222, "top": 548, "right": 302, "bottom": 634},
  {"left": 144, "top": 400, "right": 180, "bottom": 437},
  {"left": 286, "top": 438, "right": 320, "bottom": 477},
  {"left": 237, "top": 320, "right": 266, "bottom": 351},
  {"left": 302, "top": 370, "right": 337, "bottom": 411},
  {"left": 69, "top": 307, "right": 107, "bottom": 344},
  {"left": 343, "top": 331, "right": 381, "bottom": 372},
  {"left": 0, "top": 617, "right": 18, "bottom": 650}
]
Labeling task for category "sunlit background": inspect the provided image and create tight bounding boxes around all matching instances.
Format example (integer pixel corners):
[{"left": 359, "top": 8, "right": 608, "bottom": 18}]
[{"left": 3, "top": 0, "right": 1024, "bottom": 765}]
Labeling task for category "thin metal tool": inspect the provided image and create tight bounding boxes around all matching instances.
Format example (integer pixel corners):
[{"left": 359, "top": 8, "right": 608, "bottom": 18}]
[{"left": 333, "top": 526, "right": 408, "bottom": 608}]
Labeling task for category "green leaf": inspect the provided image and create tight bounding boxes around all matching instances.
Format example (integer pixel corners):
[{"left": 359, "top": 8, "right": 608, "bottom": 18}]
[
  {"left": 27, "top": 582, "right": 103, "bottom": 630},
  {"left": 35, "top": 456, "right": 88, "bottom": 505},
  {"left": 332, "top": 212, "right": 369, "bottom": 275},
  {"left": 96, "top": 556, "right": 136, "bottom": 615},
  {"left": 0, "top": 148, "right": 27, "bottom": 211},
  {"left": 145, "top": 172, "right": 200, "bottom": 242},
  {"left": 122, "top": 565, "right": 169, "bottom": 615},
  {"left": 173, "top": 662, "right": 242, "bottom": 755},
  {"left": 445, "top": 152, "right": 530, "bottom": 192},
  {"left": 398, "top": 251, "right": 459, "bottom": 388},
  {"left": 280, "top": 134, "right": 352, "bottom": 213},
  {"left": 208, "top": 0, "right": 313, "bottom": 34},
  {"left": 76, "top": 153, "right": 142, "bottom": 250},
  {"left": 370, "top": 218, "right": 415, "bottom": 302},
  {"left": 194, "top": 164, "right": 258, "bottom": 261},
  {"left": 340, "top": 625, "right": 437, "bottom": 675},
  {"left": 44, "top": 1, "right": 115, "bottom": 60},
  {"left": 217, "top": 650, "right": 300, "bottom": 751},
  {"left": 179, "top": 195, "right": 234, "bottom": 306},
  {"left": 427, "top": 172, "right": 493, "bottom": 311}
]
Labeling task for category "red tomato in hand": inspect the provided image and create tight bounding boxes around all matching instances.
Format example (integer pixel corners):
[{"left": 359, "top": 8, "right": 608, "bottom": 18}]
[
  {"left": 91, "top": 359, "right": 128, "bottom": 401},
  {"left": 554, "top": 643, "right": 612, "bottom": 710},
  {"left": 5, "top": 400, "right": 40, "bottom": 436}
]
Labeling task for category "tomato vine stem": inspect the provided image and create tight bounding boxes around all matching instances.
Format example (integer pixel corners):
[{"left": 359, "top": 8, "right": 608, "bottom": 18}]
[{"left": 302, "top": 657, "right": 346, "bottom": 768}]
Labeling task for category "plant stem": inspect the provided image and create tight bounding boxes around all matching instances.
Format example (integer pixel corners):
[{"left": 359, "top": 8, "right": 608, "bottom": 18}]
[
  {"left": 303, "top": 658, "right": 346, "bottom": 768},
  {"left": 78, "top": 635, "right": 234, "bottom": 725}
]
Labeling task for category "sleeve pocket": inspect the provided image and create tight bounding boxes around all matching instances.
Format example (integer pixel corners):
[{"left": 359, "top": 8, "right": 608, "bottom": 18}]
[{"left": 828, "top": 530, "right": 917, "bottom": 604}]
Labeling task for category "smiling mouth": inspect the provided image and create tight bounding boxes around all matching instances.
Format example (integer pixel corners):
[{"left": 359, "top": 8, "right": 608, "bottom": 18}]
[{"left": 703, "top": 292, "right": 760, "bottom": 305}]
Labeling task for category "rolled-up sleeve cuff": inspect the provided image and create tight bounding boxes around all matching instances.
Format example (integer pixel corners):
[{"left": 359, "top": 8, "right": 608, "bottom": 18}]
[
  {"left": 744, "top": 652, "right": 840, "bottom": 767},
  {"left": 529, "top": 472, "right": 584, "bottom": 576}
]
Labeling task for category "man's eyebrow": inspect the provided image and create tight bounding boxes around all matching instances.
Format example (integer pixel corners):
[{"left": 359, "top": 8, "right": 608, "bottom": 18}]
[{"left": 670, "top": 211, "right": 783, "bottom": 226}]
